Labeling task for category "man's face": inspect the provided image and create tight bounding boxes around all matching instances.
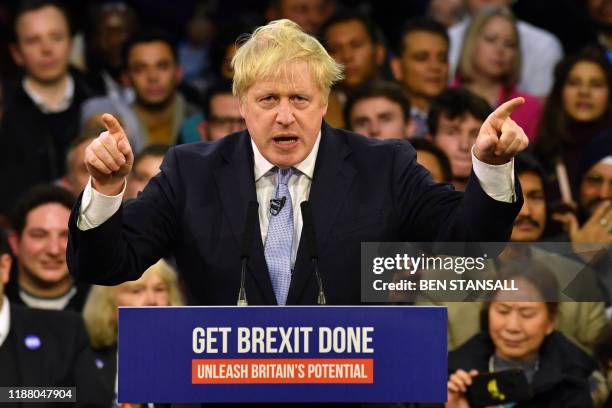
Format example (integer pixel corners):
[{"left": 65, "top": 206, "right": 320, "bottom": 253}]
[
  {"left": 580, "top": 161, "right": 612, "bottom": 215},
  {"left": 325, "top": 19, "right": 382, "bottom": 90},
  {"left": 10, "top": 203, "right": 70, "bottom": 287},
  {"left": 393, "top": 31, "right": 448, "bottom": 106},
  {"left": 97, "top": 9, "right": 136, "bottom": 69},
  {"left": 274, "top": 0, "right": 333, "bottom": 35},
  {"left": 126, "top": 155, "right": 165, "bottom": 199},
  {"left": 127, "top": 41, "right": 180, "bottom": 109},
  {"left": 349, "top": 96, "right": 410, "bottom": 140},
  {"left": 431, "top": 113, "right": 481, "bottom": 179},
  {"left": 239, "top": 61, "right": 327, "bottom": 168},
  {"left": 68, "top": 138, "right": 94, "bottom": 195},
  {"left": 511, "top": 172, "right": 546, "bottom": 242},
  {"left": 11, "top": 5, "right": 72, "bottom": 84},
  {"left": 204, "top": 93, "right": 245, "bottom": 141}
]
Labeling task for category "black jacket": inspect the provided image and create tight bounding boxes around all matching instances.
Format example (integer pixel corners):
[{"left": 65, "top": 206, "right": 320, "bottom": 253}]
[
  {"left": 449, "top": 331, "right": 598, "bottom": 408},
  {"left": 0, "top": 69, "right": 97, "bottom": 216},
  {"left": 2, "top": 304, "right": 112, "bottom": 407},
  {"left": 68, "top": 123, "right": 523, "bottom": 306}
]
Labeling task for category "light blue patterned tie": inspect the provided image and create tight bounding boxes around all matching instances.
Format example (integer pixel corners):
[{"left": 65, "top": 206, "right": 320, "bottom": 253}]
[{"left": 265, "top": 167, "right": 294, "bottom": 305}]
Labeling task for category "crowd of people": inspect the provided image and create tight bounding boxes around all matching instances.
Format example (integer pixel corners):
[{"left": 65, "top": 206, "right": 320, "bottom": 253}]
[{"left": 0, "top": 0, "right": 611, "bottom": 406}]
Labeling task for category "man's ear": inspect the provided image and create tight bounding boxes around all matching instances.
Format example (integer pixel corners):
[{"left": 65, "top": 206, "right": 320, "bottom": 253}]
[
  {"left": 9, "top": 43, "right": 24, "bottom": 66},
  {"left": 121, "top": 72, "right": 132, "bottom": 87},
  {"left": 545, "top": 318, "right": 555, "bottom": 335},
  {"left": 238, "top": 97, "right": 246, "bottom": 118},
  {"left": 375, "top": 43, "right": 386, "bottom": 66},
  {"left": 175, "top": 66, "right": 183, "bottom": 83},
  {"left": 197, "top": 120, "right": 209, "bottom": 141},
  {"left": 0, "top": 254, "right": 12, "bottom": 285},
  {"left": 390, "top": 57, "right": 402, "bottom": 81},
  {"left": 7, "top": 231, "right": 19, "bottom": 258},
  {"left": 405, "top": 119, "right": 416, "bottom": 139}
]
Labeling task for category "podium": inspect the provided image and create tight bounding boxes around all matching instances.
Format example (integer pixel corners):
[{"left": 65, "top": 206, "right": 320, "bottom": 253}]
[{"left": 118, "top": 306, "right": 447, "bottom": 403}]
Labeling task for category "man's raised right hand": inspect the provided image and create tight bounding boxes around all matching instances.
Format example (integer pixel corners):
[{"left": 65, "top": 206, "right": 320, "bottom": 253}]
[{"left": 85, "top": 113, "right": 134, "bottom": 196}]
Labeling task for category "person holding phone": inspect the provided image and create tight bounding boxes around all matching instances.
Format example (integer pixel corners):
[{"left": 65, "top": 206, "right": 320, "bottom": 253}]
[{"left": 446, "top": 262, "right": 604, "bottom": 408}]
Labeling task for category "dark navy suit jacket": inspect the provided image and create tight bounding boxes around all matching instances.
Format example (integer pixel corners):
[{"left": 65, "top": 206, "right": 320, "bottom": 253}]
[{"left": 68, "top": 123, "right": 522, "bottom": 305}]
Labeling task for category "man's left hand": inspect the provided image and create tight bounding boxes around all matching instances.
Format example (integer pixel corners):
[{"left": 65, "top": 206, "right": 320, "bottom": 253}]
[{"left": 474, "top": 97, "right": 529, "bottom": 165}]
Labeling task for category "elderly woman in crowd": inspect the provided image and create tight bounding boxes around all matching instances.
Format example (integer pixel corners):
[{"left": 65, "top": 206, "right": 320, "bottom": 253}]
[
  {"left": 446, "top": 263, "right": 606, "bottom": 408},
  {"left": 454, "top": 7, "right": 542, "bottom": 141},
  {"left": 82, "top": 260, "right": 184, "bottom": 407}
]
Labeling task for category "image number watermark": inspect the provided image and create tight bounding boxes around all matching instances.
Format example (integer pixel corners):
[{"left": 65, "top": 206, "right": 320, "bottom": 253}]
[{"left": 0, "top": 387, "right": 76, "bottom": 402}]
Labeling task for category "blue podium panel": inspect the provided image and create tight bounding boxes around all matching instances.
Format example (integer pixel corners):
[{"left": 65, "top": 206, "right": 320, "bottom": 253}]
[{"left": 118, "top": 306, "right": 447, "bottom": 403}]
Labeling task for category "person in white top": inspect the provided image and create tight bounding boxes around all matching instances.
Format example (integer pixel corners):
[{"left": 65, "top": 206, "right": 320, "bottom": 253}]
[{"left": 448, "top": 0, "right": 563, "bottom": 98}]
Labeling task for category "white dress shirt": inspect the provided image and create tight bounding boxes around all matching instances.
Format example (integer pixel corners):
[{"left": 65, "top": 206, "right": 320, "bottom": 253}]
[
  {"left": 0, "top": 296, "right": 11, "bottom": 348},
  {"left": 252, "top": 132, "right": 320, "bottom": 266},
  {"left": 78, "top": 134, "right": 516, "bottom": 266}
]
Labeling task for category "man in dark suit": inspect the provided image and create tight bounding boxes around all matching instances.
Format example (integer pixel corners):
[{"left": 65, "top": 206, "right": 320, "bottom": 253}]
[
  {"left": 0, "top": 0, "right": 98, "bottom": 216},
  {"left": 0, "top": 229, "right": 110, "bottom": 407},
  {"left": 68, "top": 19, "right": 527, "bottom": 306}
]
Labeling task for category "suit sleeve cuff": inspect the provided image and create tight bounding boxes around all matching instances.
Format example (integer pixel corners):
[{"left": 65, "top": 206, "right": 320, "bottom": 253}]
[
  {"left": 471, "top": 146, "right": 516, "bottom": 203},
  {"left": 77, "top": 177, "right": 126, "bottom": 230}
]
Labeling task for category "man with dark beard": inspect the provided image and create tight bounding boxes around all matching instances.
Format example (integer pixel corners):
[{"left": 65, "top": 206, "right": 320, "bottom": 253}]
[
  {"left": 510, "top": 154, "right": 548, "bottom": 243},
  {"left": 553, "top": 132, "right": 612, "bottom": 246},
  {"left": 553, "top": 132, "right": 612, "bottom": 309},
  {"left": 123, "top": 30, "right": 199, "bottom": 147}
]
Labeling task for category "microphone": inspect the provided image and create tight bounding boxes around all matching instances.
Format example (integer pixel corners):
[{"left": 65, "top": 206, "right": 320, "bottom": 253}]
[
  {"left": 237, "top": 201, "right": 259, "bottom": 306},
  {"left": 270, "top": 196, "right": 287, "bottom": 216},
  {"left": 300, "top": 201, "right": 326, "bottom": 305}
]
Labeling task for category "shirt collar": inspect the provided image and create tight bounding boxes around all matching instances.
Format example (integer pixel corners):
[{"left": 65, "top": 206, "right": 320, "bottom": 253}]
[
  {"left": 0, "top": 296, "right": 10, "bottom": 348},
  {"left": 23, "top": 74, "right": 75, "bottom": 113},
  {"left": 251, "top": 130, "right": 321, "bottom": 181}
]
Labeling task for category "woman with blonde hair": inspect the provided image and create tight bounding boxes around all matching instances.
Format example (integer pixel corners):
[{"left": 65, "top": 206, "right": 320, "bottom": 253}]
[
  {"left": 454, "top": 7, "right": 542, "bottom": 141},
  {"left": 82, "top": 260, "right": 184, "bottom": 407}
]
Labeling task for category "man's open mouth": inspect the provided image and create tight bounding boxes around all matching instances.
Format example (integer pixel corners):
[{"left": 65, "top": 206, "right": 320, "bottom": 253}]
[{"left": 273, "top": 136, "right": 299, "bottom": 145}]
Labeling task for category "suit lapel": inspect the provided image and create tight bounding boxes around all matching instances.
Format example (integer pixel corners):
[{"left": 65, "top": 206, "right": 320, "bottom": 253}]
[
  {"left": 287, "top": 124, "right": 356, "bottom": 304},
  {"left": 213, "top": 133, "right": 277, "bottom": 304},
  {"left": 11, "top": 307, "right": 44, "bottom": 385}
]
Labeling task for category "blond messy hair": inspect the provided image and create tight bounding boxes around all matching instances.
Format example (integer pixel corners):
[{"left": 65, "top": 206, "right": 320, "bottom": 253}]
[
  {"left": 232, "top": 19, "right": 344, "bottom": 102},
  {"left": 82, "top": 260, "right": 184, "bottom": 349}
]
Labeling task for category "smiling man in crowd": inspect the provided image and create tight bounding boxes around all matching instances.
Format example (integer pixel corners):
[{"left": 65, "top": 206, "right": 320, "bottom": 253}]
[{"left": 7, "top": 185, "right": 89, "bottom": 312}]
